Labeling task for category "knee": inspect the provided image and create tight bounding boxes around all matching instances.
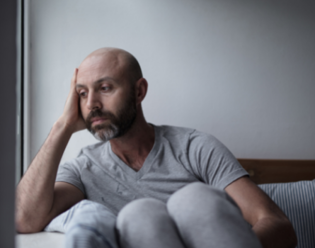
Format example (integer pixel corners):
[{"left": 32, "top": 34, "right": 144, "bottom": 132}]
[
  {"left": 117, "top": 198, "right": 180, "bottom": 248},
  {"left": 167, "top": 182, "right": 240, "bottom": 221},
  {"left": 167, "top": 182, "right": 227, "bottom": 207},
  {"left": 117, "top": 198, "right": 166, "bottom": 230}
]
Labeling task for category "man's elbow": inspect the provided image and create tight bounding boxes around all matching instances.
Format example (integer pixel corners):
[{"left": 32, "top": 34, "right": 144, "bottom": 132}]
[
  {"left": 15, "top": 214, "right": 45, "bottom": 234},
  {"left": 273, "top": 216, "right": 297, "bottom": 248},
  {"left": 283, "top": 218, "right": 297, "bottom": 248},
  {"left": 253, "top": 214, "right": 297, "bottom": 248}
]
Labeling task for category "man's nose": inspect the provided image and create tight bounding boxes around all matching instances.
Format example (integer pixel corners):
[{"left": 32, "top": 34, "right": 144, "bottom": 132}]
[{"left": 87, "top": 92, "right": 102, "bottom": 110}]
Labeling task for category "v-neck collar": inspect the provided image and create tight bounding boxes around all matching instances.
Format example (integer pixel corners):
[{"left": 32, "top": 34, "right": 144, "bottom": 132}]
[{"left": 107, "top": 125, "right": 160, "bottom": 180}]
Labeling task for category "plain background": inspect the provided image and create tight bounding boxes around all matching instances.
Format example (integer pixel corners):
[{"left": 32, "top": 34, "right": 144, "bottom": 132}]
[{"left": 25, "top": 0, "right": 315, "bottom": 167}]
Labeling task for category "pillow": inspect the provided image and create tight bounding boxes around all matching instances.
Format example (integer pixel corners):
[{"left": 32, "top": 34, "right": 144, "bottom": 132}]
[{"left": 259, "top": 180, "right": 315, "bottom": 248}]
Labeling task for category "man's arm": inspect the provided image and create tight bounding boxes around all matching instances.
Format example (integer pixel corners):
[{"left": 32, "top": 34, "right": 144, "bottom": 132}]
[
  {"left": 16, "top": 69, "right": 86, "bottom": 233},
  {"left": 225, "top": 176, "right": 297, "bottom": 248}
]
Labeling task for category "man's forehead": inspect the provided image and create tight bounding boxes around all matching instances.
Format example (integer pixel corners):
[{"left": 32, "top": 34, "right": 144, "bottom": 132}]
[
  {"left": 76, "top": 48, "right": 132, "bottom": 86},
  {"left": 78, "top": 55, "right": 125, "bottom": 80},
  {"left": 76, "top": 67, "right": 119, "bottom": 85},
  {"left": 75, "top": 76, "right": 118, "bottom": 89},
  {"left": 79, "top": 53, "right": 120, "bottom": 71}
]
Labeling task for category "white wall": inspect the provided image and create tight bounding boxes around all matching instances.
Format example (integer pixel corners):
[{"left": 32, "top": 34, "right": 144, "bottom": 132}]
[{"left": 27, "top": 0, "right": 315, "bottom": 166}]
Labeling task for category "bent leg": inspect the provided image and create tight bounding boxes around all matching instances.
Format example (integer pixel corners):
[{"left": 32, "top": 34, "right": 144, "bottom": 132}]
[
  {"left": 167, "top": 182, "right": 263, "bottom": 248},
  {"left": 45, "top": 200, "right": 118, "bottom": 248},
  {"left": 116, "top": 198, "right": 185, "bottom": 248}
]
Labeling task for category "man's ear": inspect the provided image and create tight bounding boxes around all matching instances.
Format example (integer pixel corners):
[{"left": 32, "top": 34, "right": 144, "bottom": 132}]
[{"left": 135, "top": 78, "right": 148, "bottom": 105}]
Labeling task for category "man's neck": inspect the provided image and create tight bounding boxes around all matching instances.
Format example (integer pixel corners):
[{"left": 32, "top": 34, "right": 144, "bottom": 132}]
[{"left": 109, "top": 118, "right": 155, "bottom": 172}]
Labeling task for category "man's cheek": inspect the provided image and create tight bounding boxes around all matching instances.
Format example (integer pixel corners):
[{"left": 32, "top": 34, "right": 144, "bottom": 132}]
[{"left": 79, "top": 104, "right": 88, "bottom": 121}]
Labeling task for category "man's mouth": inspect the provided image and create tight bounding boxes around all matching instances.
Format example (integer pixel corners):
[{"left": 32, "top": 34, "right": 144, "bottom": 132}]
[{"left": 91, "top": 117, "right": 108, "bottom": 125}]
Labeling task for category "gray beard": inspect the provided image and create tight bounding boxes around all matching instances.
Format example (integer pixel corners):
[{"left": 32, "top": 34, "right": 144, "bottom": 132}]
[
  {"left": 92, "top": 123, "right": 119, "bottom": 142},
  {"left": 86, "top": 86, "right": 137, "bottom": 142}
]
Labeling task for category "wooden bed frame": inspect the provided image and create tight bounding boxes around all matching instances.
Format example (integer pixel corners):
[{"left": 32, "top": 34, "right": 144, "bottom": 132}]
[{"left": 237, "top": 159, "right": 315, "bottom": 184}]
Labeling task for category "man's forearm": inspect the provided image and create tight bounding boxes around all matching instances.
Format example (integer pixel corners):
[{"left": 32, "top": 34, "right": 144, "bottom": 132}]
[
  {"left": 253, "top": 216, "right": 297, "bottom": 248},
  {"left": 16, "top": 120, "right": 73, "bottom": 233}
]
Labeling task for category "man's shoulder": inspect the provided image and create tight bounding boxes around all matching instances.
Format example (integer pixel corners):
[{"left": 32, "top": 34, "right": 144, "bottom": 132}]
[
  {"left": 75, "top": 141, "right": 109, "bottom": 160},
  {"left": 155, "top": 124, "right": 222, "bottom": 153},
  {"left": 157, "top": 124, "right": 195, "bottom": 137},
  {"left": 59, "top": 141, "right": 110, "bottom": 170},
  {"left": 156, "top": 124, "right": 216, "bottom": 141}
]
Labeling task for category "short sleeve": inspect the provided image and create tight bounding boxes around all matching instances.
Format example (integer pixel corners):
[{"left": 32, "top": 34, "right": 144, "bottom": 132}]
[
  {"left": 187, "top": 131, "right": 248, "bottom": 190},
  {"left": 56, "top": 157, "right": 86, "bottom": 195}
]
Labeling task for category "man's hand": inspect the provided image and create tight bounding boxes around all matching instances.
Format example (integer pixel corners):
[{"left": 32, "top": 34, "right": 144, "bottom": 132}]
[{"left": 58, "top": 68, "right": 86, "bottom": 133}]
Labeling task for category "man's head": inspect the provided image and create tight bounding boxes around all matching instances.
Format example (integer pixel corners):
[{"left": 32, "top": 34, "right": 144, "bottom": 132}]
[{"left": 76, "top": 47, "right": 145, "bottom": 141}]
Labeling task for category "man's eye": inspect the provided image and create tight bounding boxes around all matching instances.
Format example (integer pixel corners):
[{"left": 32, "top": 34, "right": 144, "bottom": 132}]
[
  {"left": 79, "top": 91, "right": 87, "bottom": 97},
  {"left": 101, "top": 86, "right": 110, "bottom": 91}
]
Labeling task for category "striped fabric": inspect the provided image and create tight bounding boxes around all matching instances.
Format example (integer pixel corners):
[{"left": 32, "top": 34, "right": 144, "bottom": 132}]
[{"left": 259, "top": 180, "right": 315, "bottom": 248}]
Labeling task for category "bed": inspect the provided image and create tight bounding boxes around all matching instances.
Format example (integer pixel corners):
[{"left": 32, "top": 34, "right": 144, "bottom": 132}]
[{"left": 16, "top": 159, "right": 315, "bottom": 248}]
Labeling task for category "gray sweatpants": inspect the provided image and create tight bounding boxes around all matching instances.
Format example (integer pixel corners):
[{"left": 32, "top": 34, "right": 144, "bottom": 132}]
[{"left": 45, "top": 182, "right": 262, "bottom": 248}]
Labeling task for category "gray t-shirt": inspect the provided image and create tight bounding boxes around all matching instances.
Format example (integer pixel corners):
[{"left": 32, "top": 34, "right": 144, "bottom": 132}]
[{"left": 56, "top": 125, "right": 248, "bottom": 215}]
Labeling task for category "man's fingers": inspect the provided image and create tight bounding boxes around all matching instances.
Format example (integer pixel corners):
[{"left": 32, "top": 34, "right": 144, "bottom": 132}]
[{"left": 71, "top": 68, "right": 78, "bottom": 87}]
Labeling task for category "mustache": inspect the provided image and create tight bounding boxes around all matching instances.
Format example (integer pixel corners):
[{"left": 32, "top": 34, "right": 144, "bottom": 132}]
[{"left": 85, "top": 109, "right": 115, "bottom": 123}]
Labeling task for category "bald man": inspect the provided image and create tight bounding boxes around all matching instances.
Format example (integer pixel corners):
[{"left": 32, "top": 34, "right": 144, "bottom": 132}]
[{"left": 16, "top": 48, "right": 297, "bottom": 248}]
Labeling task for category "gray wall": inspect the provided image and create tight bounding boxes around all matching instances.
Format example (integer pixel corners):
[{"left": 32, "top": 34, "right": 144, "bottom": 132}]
[
  {"left": 27, "top": 0, "right": 315, "bottom": 165},
  {"left": 0, "top": 0, "right": 17, "bottom": 247}
]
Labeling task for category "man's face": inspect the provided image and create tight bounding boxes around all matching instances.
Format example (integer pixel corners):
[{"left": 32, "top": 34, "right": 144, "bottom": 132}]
[{"left": 76, "top": 54, "right": 137, "bottom": 141}]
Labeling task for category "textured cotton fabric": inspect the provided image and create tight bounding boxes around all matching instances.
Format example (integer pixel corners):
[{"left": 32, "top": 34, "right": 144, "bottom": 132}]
[
  {"left": 56, "top": 125, "right": 248, "bottom": 215},
  {"left": 45, "top": 183, "right": 262, "bottom": 248},
  {"left": 45, "top": 200, "right": 117, "bottom": 248},
  {"left": 117, "top": 182, "right": 262, "bottom": 248}
]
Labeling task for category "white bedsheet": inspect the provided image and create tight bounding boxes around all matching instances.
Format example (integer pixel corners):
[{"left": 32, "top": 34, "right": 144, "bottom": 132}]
[{"left": 16, "top": 232, "right": 64, "bottom": 248}]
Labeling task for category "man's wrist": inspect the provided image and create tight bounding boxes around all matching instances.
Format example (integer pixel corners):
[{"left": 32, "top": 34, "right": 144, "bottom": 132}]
[{"left": 53, "top": 118, "right": 75, "bottom": 136}]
